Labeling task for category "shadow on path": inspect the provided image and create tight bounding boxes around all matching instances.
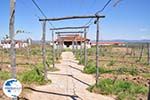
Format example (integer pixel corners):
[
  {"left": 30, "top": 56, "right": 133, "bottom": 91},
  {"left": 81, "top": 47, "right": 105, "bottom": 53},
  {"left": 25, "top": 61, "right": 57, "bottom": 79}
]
[
  {"left": 24, "top": 87, "right": 79, "bottom": 100},
  {"left": 68, "top": 65, "right": 83, "bottom": 72},
  {"left": 48, "top": 73, "right": 91, "bottom": 87}
]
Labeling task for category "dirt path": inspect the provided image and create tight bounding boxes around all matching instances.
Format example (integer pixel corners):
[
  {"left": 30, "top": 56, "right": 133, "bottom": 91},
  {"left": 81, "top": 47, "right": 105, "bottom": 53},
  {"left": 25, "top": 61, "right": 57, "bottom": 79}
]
[{"left": 26, "top": 52, "right": 115, "bottom": 100}]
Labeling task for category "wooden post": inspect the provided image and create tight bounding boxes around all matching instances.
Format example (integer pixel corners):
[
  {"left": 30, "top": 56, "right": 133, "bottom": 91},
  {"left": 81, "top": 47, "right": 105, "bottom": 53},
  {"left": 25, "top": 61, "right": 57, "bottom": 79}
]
[
  {"left": 80, "top": 33, "right": 83, "bottom": 63},
  {"left": 10, "top": 0, "right": 16, "bottom": 79},
  {"left": 57, "top": 34, "right": 60, "bottom": 56},
  {"left": 52, "top": 30, "right": 55, "bottom": 68},
  {"left": 147, "top": 43, "right": 150, "bottom": 65},
  {"left": 75, "top": 36, "right": 78, "bottom": 55},
  {"left": 80, "top": 33, "right": 82, "bottom": 57},
  {"left": 138, "top": 44, "right": 144, "bottom": 61},
  {"left": 95, "top": 17, "right": 100, "bottom": 85},
  {"left": 0, "top": 47, "right": 3, "bottom": 70},
  {"left": 26, "top": 38, "right": 31, "bottom": 66},
  {"left": 72, "top": 39, "right": 75, "bottom": 54},
  {"left": 84, "top": 28, "right": 87, "bottom": 67},
  {"left": 126, "top": 43, "right": 129, "bottom": 54},
  {"left": 27, "top": 42, "right": 31, "bottom": 66},
  {"left": 62, "top": 39, "right": 64, "bottom": 51},
  {"left": 60, "top": 36, "right": 63, "bottom": 54},
  {"left": 10, "top": 0, "right": 18, "bottom": 100},
  {"left": 42, "top": 21, "right": 48, "bottom": 80},
  {"left": 55, "top": 35, "right": 58, "bottom": 59}
]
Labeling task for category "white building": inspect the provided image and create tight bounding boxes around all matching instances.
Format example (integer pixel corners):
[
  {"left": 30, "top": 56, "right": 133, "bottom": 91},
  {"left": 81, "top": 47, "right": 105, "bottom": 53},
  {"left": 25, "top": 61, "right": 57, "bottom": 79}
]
[
  {"left": 54, "top": 34, "right": 91, "bottom": 49},
  {"left": 0, "top": 39, "right": 30, "bottom": 49}
]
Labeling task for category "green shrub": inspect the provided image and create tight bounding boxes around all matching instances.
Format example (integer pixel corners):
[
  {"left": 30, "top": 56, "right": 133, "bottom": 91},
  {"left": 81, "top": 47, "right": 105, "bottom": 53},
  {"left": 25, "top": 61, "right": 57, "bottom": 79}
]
[
  {"left": 88, "top": 79, "right": 148, "bottom": 100},
  {"left": 19, "top": 68, "right": 48, "bottom": 85},
  {"left": 83, "top": 62, "right": 112, "bottom": 74},
  {"left": 116, "top": 67, "right": 138, "bottom": 76},
  {"left": 117, "top": 67, "right": 128, "bottom": 74},
  {"left": 83, "top": 63, "right": 97, "bottom": 74},
  {"left": 79, "top": 57, "right": 84, "bottom": 65},
  {"left": 0, "top": 71, "right": 11, "bottom": 80},
  {"left": 31, "top": 49, "right": 41, "bottom": 56},
  {"left": 99, "top": 67, "right": 113, "bottom": 74},
  {"left": 129, "top": 68, "right": 138, "bottom": 76}
]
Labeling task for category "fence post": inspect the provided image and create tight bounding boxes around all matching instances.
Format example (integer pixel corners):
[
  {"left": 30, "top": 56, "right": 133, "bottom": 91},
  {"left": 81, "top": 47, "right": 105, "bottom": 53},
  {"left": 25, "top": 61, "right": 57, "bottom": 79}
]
[
  {"left": 126, "top": 43, "right": 129, "bottom": 54},
  {"left": 72, "top": 39, "right": 75, "bottom": 54},
  {"left": 80, "top": 33, "right": 82, "bottom": 57},
  {"left": 42, "top": 21, "right": 48, "bottom": 80},
  {"left": 95, "top": 16, "right": 100, "bottom": 85},
  {"left": 84, "top": 28, "right": 87, "bottom": 67},
  {"left": 57, "top": 33, "right": 60, "bottom": 58},
  {"left": 10, "top": 0, "right": 16, "bottom": 79},
  {"left": 147, "top": 43, "right": 150, "bottom": 65},
  {"left": 138, "top": 44, "right": 144, "bottom": 61},
  {"left": 0, "top": 47, "right": 3, "bottom": 70},
  {"left": 52, "top": 31, "right": 55, "bottom": 68}
]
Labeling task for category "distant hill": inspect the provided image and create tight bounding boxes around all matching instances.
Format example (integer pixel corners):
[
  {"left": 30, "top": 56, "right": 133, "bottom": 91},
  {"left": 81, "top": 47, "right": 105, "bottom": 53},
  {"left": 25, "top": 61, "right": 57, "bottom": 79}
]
[{"left": 91, "top": 39, "right": 150, "bottom": 43}]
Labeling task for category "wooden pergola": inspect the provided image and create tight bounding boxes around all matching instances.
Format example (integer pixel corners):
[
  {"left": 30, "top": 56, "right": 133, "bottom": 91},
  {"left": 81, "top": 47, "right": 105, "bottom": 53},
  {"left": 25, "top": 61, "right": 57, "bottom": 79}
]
[
  {"left": 39, "top": 15, "right": 105, "bottom": 85},
  {"left": 50, "top": 26, "right": 89, "bottom": 68}
]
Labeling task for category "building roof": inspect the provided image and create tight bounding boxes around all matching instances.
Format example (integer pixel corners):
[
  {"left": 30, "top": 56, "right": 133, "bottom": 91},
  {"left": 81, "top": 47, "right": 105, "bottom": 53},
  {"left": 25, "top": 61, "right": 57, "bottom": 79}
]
[{"left": 56, "top": 34, "right": 90, "bottom": 42}]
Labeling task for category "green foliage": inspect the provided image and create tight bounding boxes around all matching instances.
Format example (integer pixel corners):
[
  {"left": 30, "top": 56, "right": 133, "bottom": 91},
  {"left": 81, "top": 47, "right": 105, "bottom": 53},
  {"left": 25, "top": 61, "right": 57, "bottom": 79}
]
[
  {"left": 129, "top": 68, "right": 139, "bottom": 76},
  {"left": 107, "top": 60, "right": 115, "bottom": 66},
  {"left": 19, "top": 68, "right": 48, "bottom": 85},
  {"left": 79, "top": 57, "right": 84, "bottom": 65},
  {"left": 83, "top": 62, "right": 112, "bottom": 74},
  {"left": 0, "top": 71, "right": 11, "bottom": 80},
  {"left": 99, "top": 67, "right": 113, "bottom": 74},
  {"left": 116, "top": 67, "right": 138, "bottom": 76},
  {"left": 142, "top": 73, "right": 150, "bottom": 78},
  {"left": 31, "top": 49, "right": 41, "bottom": 55},
  {"left": 88, "top": 79, "right": 148, "bottom": 100},
  {"left": 88, "top": 47, "right": 96, "bottom": 56},
  {"left": 64, "top": 48, "right": 72, "bottom": 52},
  {"left": 83, "top": 62, "right": 97, "bottom": 74}
]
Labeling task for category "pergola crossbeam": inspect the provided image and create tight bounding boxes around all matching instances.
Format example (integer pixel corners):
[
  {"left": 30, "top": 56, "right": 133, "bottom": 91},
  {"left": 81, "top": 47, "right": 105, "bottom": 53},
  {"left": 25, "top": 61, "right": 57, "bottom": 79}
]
[
  {"left": 56, "top": 31, "right": 84, "bottom": 34},
  {"left": 50, "top": 26, "right": 89, "bottom": 30},
  {"left": 39, "top": 15, "right": 105, "bottom": 21}
]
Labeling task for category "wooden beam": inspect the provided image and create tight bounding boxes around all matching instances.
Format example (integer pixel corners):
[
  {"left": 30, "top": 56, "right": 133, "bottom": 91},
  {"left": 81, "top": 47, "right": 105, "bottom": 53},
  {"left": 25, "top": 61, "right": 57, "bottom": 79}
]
[
  {"left": 50, "top": 26, "right": 89, "bottom": 30},
  {"left": 55, "top": 31, "right": 84, "bottom": 34},
  {"left": 39, "top": 15, "right": 105, "bottom": 21}
]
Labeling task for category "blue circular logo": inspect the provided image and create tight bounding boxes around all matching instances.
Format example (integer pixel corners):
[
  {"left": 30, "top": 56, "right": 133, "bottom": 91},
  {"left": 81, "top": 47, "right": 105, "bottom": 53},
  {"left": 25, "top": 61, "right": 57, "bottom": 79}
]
[{"left": 2, "top": 79, "right": 22, "bottom": 98}]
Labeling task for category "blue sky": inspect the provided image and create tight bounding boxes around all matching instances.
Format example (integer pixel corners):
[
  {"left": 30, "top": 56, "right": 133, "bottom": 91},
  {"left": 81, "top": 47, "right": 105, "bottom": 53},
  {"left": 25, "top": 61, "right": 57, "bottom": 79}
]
[{"left": 0, "top": 0, "right": 150, "bottom": 41}]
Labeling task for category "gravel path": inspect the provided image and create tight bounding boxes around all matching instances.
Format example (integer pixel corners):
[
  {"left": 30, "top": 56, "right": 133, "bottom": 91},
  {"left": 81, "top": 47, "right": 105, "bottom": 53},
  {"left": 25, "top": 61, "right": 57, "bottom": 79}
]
[{"left": 26, "top": 52, "right": 115, "bottom": 100}]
